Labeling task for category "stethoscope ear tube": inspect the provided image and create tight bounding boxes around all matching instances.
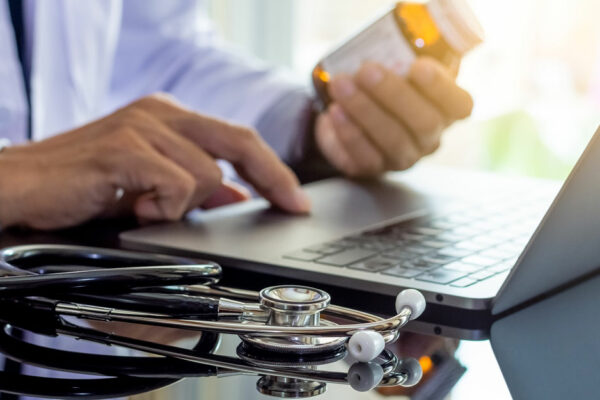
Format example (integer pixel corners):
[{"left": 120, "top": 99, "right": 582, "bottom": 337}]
[
  {"left": 0, "top": 297, "right": 61, "bottom": 337},
  {"left": 0, "top": 245, "right": 223, "bottom": 297},
  {"left": 0, "top": 265, "right": 221, "bottom": 297},
  {"left": 0, "top": 322, "right": 220, "bottom": 378},
  {"left": 62, "top": 292, "right": 221, "bottom": 320},
  {"left": 0, "top": 371, "right": 178, "bottom": 400}
]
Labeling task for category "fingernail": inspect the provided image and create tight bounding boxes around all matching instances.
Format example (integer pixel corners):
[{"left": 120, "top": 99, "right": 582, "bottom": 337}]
[
  {"left": 330, "top": 76, "right": 356, "bottom": 99},
  {"left": 329, "top": 104, "right": 348, "bottom": 124},
  {"left": 359, "top": 63, "right": 384, "bottom": 87},
  {"left": 412, "top": 61, "right": 435, "bottom": 85},
  {"left": 292, "top": 188, "right": 312, "bottom": 213}
]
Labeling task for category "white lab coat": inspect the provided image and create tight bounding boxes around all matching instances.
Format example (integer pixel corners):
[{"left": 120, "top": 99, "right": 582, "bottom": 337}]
[
  {"left": 0, "top": 0, "right": 305, "bottom": 159},
  {"left": 0, "top": 0, "right": 314, "bottom": 385}
]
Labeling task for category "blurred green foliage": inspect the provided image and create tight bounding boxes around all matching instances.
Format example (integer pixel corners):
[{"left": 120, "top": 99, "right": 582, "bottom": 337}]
[{"left": 480, "top": 111, "right": 573, "bottom": 180}]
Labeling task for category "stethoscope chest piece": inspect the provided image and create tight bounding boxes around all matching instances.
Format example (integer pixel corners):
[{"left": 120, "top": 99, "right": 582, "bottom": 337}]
[
  {"left": 257, "top": 376, "right": 327, "bottom": 398},
  {"left": 240, "top": 285, "right": 347, "bottom": 354}
]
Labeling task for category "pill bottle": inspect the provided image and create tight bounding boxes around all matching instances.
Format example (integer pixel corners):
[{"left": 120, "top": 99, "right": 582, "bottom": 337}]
[{"left": 312, "top": 0, "right": 484, "bottom": 105}]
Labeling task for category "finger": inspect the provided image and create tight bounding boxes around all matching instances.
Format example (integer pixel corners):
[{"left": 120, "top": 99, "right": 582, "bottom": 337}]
[
  {"left": 328, "top": 75, "right": 421, "bottom": 170},
  {"left": 100, "top": 130, "right": 196, "bottom": 221},
  {"left": 326, "top": 104, "right": 384, "bottom": 177},
  {"left": 315, "top": 112, "right": 360, "bottom": 176},
  {"left": 119, "top": 110, "right": 224, "bottom": 210},
  {"left": 131, "top": 95, "right": 311, "bottom": 214},
  {"left": 356, "top": 62, "right": 444, "bottom": 154},
  {"left": 408, "top": 57, "right": 473, "bottom": 119},
  {"left": 201, "top": 181, "right": 251, "bottom": 209}
]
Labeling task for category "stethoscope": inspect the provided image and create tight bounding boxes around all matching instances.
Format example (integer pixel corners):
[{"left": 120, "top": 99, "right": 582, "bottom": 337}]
[
  {"left": 0, "top": 318, "right": 423, "bottom": 398},
  {"left": 0, "top": 244, "right": 426, "bottom": 363}
]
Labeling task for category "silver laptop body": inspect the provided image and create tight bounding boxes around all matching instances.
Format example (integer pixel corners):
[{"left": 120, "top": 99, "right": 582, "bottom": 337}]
[{"left": 121, "top": 127, "right": 600, "bottom": 339}]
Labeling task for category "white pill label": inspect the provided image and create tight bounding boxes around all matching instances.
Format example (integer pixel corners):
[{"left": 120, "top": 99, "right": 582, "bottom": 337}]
[{"left": 321, "top": 10, "right": 416, "bottom": 77}]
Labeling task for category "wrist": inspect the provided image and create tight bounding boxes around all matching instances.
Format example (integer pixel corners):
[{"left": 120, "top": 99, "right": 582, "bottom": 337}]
[
  {"left": 291, "top": 109, "right": 340, "bottom": 183},
  {"left": 0, "top": 146, "right": 21, "bottom": 228}
]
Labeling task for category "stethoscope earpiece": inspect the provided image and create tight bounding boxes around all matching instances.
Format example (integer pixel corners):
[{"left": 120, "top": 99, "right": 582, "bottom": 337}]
[{"left": 0, "top": 244, "right": 427, "bottom": 395}]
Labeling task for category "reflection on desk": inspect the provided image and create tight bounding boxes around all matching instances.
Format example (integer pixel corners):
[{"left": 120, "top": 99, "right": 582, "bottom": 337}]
[
  {"left": 0, "top": 219, "right": 511, "bottom": 399},
  {"left": 0, "top": 319, "right": 481, "bottom": 400}
]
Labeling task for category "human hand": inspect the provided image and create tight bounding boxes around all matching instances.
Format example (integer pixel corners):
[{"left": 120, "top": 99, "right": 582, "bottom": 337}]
[
  {"left": 0, "top": 95, "right": 311, "bottom": 230},
  {"left": 315, "top": 57, "right": 473, "bottom": 178}
]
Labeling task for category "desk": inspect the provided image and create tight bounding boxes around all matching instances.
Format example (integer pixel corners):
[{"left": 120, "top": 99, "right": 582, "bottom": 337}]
[
  {"left": 126, "top": 335, "right": 511, "bottom": 400},
  {"left": 0, "top": 219, "right": 512, "bottom": 400}
]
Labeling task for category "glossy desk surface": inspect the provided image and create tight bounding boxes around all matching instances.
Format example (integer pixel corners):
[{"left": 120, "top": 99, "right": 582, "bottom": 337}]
[
  {"left": 131, "top": 334, "right": 510, "bottom": 400},
  {"left": 0, "top": 219, "right": 512, "bottom": 400}
]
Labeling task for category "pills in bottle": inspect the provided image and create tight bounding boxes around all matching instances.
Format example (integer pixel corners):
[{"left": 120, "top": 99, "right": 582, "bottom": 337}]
[{"left": 312, "top": 0, "right": 484, "bottom": 105}]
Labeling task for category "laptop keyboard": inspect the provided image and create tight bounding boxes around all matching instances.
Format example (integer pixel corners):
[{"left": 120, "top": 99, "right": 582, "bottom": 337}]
[{"left": 284, "top": 195, "right": 550, "bottom": 288}]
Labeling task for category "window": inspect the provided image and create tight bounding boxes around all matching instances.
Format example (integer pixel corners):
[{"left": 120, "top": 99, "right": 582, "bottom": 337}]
[{"left": 208, "top": 0, "right": 600, "bottom": 179}]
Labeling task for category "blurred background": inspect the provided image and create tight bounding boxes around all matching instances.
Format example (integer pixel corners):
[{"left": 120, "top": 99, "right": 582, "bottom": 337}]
[{"left": 206, "top": 0, "right": 600, "bottom": 181}]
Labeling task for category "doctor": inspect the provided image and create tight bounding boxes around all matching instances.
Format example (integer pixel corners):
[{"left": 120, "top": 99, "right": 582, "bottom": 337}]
[{"left": 0, "top": 0, "right": 473, "bottom": 230}]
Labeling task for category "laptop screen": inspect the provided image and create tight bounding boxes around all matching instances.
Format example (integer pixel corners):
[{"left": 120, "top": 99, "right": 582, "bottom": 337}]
[{"left": 493, "top": 126, "right": 600, "bottom": 315}]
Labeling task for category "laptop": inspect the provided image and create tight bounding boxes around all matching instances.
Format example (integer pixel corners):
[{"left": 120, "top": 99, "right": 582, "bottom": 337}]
[{"left": 121, "top": 126, "right": 600, "bottom": 339}]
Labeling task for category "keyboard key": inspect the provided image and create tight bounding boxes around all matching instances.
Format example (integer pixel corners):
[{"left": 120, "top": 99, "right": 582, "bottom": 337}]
[
  {"left": 421, "top": 254, "right": 457, "bottom": 265},
  {"left": 329, "top": 239, "right": 359, "bottom": 247},
  {"left": 316, "top": 249, "right": 377, "bottom": 266},
  {"left": 359, "top": 242, "right": 395, "bottom": 252},
  {"left": 469, "top": 270, "right": 497, "bottom": 281},
  {"left": 284, "top": 250, "right": 322, "bottom": 261},
  {"left": 403, "top": 245, "right": 433, "bottom": 255},
  {"left": 382, "top": 249, "right": 417, "bottom": 261},
  {"left": 450, "top": 277, "right": 479, "bottom": 288},
  {"left": 303, "top": 244, "right": 345, "bottom": 255},
  {"left": 422, "top": 240, "right": 449, "bottom": 249},
  {"left": 402, "top": 259, "right": 436, "bottom": 270},
  {"left": 433, "top": 232, "right": 466, "bottom": 243},
  {"left": 488, "top": 261, "right": 513, "bottom": 273},
  {"left": 349, "top": 257, "right": 395, "bottom": 272},
  {"left": 455, "top": 240, "right": 487, "bottom": 251},
  {"left": 488, "top": 228, "right": 519, "bottom": 239},
  {"left": 461, "top": 255, "right": 498, "bottom": 267},
  {"left": 383, "top": 266, "right": 422, "bottom": 278},
  {"left": 478, "top": 248, "right": 515, "bottom": 260},
  {"left": 416, "top": 269, "right": 466, "bottom": 284},
  {"left": 471, "top": 235, "right": 505, "bottom": 246},
  {"left": 442, "top": 262, "right": 482, "bottom": 273},
  {"left": 438, "top": 247, "right": 472, "bottom": 258},
  {"left": 451, "top": 226, "right": 482, "bottom": 237}
]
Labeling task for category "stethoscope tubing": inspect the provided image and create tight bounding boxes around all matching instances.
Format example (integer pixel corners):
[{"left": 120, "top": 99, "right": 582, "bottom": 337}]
[
  {"left": 0, "top": 265, "right": 221, "bottom": 296},
  {"left": 49, "top": 322, "right": 403, "bottom": 386},
  {"left": 0, "top": 320, "right": 408, "bottom": 399},
  {"left": 0, "top": 244, "right": 418, "bottom": 397},
  {"left": 0, "top": 372, "right": 177, "bottom": 399},
  {"left": 0, "top": 244, "right": 406, "bottom": 340},
  {"left": 54, "top": 300, "right": 407, "bottom": 339},
  {"left": 0, "top": 324, "right": 219, "bottom": 378}
]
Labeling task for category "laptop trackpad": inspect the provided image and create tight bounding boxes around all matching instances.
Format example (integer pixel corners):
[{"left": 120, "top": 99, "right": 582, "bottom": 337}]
[
  {"left": 120, "top": 171, "right": 453, "bottom": 260},
  {"left": 190, "top": 177, "right": 430, "bottom": 233}
]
